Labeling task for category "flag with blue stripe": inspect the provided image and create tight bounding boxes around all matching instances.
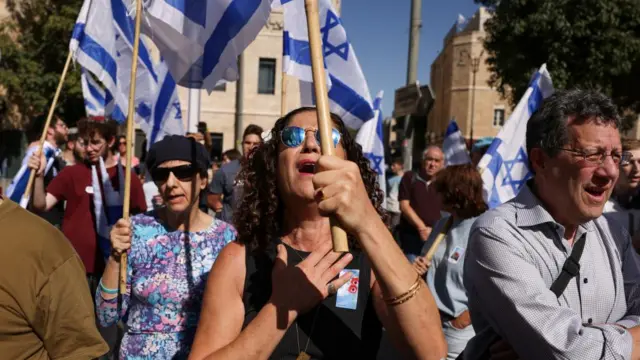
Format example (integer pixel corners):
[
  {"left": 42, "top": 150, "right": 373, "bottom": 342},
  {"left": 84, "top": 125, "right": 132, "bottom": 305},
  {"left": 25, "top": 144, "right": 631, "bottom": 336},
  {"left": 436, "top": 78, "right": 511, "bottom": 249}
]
[
  {"left": 70, "top": 0, "right": 159, "bottom": 125},
  {"left": 478, "top": 64, "right": 554, "bottom": 208},
  {"left": 81, "top": 68, "right": 107, "bottom": 117},
  {"left": 128, "top": 0, "right": 273, "bottom": 92},
  {"left": 145, "top": 58, "right": 184, "bottom": 147},
  {"left": 6, "top": 142, "right": 60, "bottom": 208},
  {"left": 282, "top": 0, "right": 375, "bottom": 130},
  {"left": 355, "top": 91, "right": 386, "bottom": 205},
  {"left": 71, "top": 0, "right": 184, "bottom": 144},
  {"left": 443, "top": 120, "right": 471, "bottom": 166},
  {"left": 92, "top": 157, "right": 124, "bottom": 260}
]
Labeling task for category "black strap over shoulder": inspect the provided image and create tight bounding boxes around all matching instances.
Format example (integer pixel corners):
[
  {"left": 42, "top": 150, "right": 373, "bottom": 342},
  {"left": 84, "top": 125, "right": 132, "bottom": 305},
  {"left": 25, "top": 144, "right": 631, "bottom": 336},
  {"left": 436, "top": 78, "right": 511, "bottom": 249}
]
[
  {"left": 455, "top": 234, "right": 588, "bottom": 360},
  {"left": 549, "top": 234, "right": 586, "bottom": 297}
]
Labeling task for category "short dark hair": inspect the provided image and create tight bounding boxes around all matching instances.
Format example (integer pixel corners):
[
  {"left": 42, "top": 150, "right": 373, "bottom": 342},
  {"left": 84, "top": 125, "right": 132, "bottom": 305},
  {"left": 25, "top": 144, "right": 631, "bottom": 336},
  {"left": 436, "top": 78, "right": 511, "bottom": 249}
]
[
  {"left": 243, "top": 124, "right": 264, "bottom": 141},
  {"left": 433, "top": 164, "right": 488, "bottom": 219},
  {"left": 622, "top": 138, "right": 640, "bottom": 152},
  {"left": 86, "top": 119, "right": 119, "bottom": 143},
  {"left": 26, "top": 114, "right": 60, "bottom": 143},
  {"left": 526, "top": 89, "right": 620, "bottom": 170},
  {"left": 391, "top": 156, "right": 403, "bottom": 166},
  {"left": 223, "top": 148, "right": 242, "bottom": 161}
]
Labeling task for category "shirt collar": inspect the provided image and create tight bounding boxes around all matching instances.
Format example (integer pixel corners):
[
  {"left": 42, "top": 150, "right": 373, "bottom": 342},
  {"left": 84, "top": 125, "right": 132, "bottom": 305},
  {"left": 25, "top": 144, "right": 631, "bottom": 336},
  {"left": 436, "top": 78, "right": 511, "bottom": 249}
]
[{"left": 514, "top": 180, "right": 595, "bottom": 233}]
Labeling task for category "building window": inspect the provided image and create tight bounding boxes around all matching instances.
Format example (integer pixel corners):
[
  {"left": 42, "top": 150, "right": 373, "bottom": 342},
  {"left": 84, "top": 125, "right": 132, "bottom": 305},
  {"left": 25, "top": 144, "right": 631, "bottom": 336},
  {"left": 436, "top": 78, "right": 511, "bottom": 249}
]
[
  {"left": 213, "top": 82, "right": 226, "bottom": 91},
  {"left": 258, "top": 58, "right": 276, "bottom": 94},
  {"left": 493, "top": 108, "right": 505, "bottom": 127}
]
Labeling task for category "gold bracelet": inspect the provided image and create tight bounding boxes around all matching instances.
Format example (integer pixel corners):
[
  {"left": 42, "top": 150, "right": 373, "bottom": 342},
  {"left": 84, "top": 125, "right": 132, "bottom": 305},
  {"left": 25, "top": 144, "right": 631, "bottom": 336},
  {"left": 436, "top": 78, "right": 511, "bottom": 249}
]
[
  {"left": 387, "top": 281, "right": 421, "bottom": 306},
  {"left": 384, "top": 274, "right": 422, "bottom": 305}
]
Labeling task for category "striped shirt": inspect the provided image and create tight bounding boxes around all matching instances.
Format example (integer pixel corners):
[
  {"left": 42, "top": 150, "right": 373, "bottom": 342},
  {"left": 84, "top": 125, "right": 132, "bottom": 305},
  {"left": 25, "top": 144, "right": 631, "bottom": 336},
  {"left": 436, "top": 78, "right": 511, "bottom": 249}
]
[{"left": 464, "top": 183, "right": 640, "bottom": 359}]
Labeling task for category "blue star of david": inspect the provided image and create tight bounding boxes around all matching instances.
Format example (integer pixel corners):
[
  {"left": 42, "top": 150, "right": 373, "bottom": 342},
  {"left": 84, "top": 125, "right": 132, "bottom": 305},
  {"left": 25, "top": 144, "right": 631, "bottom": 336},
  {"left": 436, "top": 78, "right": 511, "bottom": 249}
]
[
  {"left": 172, "top": 102, "right": 182, "bottom": 120},
  {"left": 364, "top": 153, "right": 384, "bottom": 175},
  {"left": 502, "top": 148, "right": 532, "bottom": 193},
  {"left": 320, "top": 10, "right": 349, "bottom": 61}
]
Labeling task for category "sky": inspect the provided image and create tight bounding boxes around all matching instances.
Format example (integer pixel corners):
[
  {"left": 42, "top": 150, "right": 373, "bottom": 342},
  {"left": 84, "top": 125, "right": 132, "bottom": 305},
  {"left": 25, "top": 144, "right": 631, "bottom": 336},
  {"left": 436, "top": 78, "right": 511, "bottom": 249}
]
[{"left": 339, "top": 0, "right": 481, "bottom": 118}]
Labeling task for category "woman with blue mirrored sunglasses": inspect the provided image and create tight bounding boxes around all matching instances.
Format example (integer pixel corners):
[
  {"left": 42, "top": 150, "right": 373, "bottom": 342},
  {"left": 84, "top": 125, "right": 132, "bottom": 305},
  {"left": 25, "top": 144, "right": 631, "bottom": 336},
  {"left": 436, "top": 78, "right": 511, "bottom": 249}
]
[{"left": 280, "top": 126, "right": 342, "bottom": 148}]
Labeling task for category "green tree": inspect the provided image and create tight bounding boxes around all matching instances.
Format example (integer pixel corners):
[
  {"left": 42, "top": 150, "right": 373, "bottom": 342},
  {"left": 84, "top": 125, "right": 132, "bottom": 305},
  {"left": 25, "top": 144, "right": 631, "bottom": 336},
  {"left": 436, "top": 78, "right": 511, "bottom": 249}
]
[
  {"left": 476, "top": 0, "right": 640, "bottom": 131},
  {"left": 0, "top": 0, "right": 84, "bottom": 130}
]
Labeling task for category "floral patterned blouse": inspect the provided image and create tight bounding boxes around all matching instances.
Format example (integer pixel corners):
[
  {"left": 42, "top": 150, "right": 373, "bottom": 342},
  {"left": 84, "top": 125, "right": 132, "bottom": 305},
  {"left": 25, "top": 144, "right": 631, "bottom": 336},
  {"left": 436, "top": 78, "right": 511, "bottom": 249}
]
[{"left": 95, "top": 211, "right": 236, "bottom": 359}]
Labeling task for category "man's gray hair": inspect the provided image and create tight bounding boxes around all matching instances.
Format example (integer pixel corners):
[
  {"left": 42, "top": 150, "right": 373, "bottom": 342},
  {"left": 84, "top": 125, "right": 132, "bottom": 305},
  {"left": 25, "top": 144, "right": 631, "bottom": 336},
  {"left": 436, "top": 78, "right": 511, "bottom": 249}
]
[
  {"left": 526, "top": 89, "right": 620, "bottom": 170},
  {"left": 422, "top": 145, "right": 443, "bottom": 160}
]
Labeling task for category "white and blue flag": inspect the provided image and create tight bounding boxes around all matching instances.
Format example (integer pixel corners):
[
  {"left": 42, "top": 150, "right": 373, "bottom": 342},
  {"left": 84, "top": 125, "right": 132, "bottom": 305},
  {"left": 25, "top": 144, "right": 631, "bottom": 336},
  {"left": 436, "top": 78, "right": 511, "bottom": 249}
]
[
  {"left": 478, "top": 64, "right": 554, "bottom": 208},
  {"left": 282, "top": 0, "right": 374, "bottom": 130},
  {"left": 70, "top": 0, "right": 158, "bottom": 125},
  {"left": 6, "top": 141, "right": 61, "bottom": 208},
  {"left": 92, "top": 157, "right": 124, "bottom": 260},
  {"left": 356, "top": 91, "right": 386, "bottom": 204},
  {"left": 443, "top": 120, "right": 471, "bottom": 166},
  {"left": 81, "top": 68, "right": 107, "bottom": 118},
  {"left": 146, "top": 58, "right": 184, "bottom": 146},
  {"left": 71, "top": 0, "right": 183, "bottom": 145},
  {"left": 129, "top": 0, "right": 273, "bottom": 92}
]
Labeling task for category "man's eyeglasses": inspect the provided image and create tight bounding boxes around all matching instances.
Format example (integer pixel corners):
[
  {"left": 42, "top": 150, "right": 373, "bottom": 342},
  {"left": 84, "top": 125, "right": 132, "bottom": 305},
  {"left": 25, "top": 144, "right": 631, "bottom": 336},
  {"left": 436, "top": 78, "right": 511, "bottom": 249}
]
[{"left": 558, "top": 148, "right": 632, "bottom": 166}]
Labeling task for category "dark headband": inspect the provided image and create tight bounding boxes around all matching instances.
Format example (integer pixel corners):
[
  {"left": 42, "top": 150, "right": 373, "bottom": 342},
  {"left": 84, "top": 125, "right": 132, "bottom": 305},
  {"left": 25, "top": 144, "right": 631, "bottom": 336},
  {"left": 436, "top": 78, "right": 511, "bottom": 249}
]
[{"left": 145, "top": 135, "right": 210, "bottom": 173}]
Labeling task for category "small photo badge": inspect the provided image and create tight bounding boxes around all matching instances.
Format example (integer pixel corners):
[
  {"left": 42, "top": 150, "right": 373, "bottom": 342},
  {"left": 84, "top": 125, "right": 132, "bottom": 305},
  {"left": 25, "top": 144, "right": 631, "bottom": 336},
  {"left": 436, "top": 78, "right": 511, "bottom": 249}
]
[
  {"left": 448, "top": 246, "right": 465, "bottom": 264},
  {"left": 336, "top": 269, "right": 360, "bottom": 310}
]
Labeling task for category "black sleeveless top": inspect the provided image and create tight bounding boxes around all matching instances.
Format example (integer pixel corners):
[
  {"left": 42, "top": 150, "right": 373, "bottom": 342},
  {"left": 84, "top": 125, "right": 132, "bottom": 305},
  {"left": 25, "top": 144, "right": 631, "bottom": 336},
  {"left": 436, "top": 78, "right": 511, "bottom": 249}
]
[{"left": 242, "top": 241, "right": 382, "bottom": 359}]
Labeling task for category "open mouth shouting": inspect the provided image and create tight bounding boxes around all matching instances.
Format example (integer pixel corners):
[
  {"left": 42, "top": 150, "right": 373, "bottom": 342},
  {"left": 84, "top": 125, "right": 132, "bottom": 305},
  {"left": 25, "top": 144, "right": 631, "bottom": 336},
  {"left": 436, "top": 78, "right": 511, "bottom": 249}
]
[{"left": 297, "top": 159, "right": 317, "bottom": 176}]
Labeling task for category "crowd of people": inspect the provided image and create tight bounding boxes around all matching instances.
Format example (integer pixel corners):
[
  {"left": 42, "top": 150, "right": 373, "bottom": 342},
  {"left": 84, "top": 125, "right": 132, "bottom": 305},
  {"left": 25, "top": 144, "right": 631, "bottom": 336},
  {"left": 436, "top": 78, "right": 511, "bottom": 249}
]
[{"left": 1, "top": 89, "right": 640, "bottom": 360}]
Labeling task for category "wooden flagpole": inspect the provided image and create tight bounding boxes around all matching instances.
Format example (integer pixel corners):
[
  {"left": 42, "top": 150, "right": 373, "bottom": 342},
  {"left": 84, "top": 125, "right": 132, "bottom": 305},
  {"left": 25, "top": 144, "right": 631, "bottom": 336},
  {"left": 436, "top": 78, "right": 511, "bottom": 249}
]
[
  {"left": 304, "top": 0, "right": 349, "bottom": 252},
  {"left": 424, "top": 216, "right": 454, "bottom": 262},
  {"left": 120, "top": 0, "right": 144, "bottom": 294},
  {"left": 281, "top": 73, "right": 287, "bottom": 117},
  {"left": 22, "top": 51, "right": 73, "bottom": 203}
]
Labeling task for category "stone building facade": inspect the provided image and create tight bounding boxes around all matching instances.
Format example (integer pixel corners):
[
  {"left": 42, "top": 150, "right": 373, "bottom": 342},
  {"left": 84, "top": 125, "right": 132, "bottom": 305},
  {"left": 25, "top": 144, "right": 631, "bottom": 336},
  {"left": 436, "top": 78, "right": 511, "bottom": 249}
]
[{"left": 428, "top": 7, "right": 511, "bottom": 144}]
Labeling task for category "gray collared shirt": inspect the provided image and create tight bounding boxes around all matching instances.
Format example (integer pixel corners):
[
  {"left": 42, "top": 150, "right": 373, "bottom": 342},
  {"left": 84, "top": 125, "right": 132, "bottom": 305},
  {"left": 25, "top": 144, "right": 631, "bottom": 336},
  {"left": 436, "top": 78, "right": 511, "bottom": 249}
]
[{"left": 464, "top": 184, "right": 640, "bottom": 359}]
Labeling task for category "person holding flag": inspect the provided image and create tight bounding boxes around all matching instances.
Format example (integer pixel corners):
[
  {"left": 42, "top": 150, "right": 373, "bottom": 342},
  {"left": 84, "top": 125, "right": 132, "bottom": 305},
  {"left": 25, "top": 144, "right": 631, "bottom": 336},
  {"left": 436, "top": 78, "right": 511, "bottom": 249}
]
[
  {"left": 6, "top": 114, "right": 68, "bottom": 226},
  {"left": 189, "top": 108, "right": 447, "bottom": 360},
  {"left": 26, "top": 119, "right": 147, "bottom": 354}
]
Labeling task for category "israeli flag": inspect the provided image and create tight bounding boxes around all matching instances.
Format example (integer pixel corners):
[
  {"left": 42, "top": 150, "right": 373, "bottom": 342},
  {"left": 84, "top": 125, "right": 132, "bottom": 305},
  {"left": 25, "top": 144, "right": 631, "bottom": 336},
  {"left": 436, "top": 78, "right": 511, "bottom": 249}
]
[
  {"left": 81, "top": 68, "right": 106, "bottom": 117},
  {"left": 145, "top": 58, "right": 184, "bottom": 147},
  {"left": 443, "top": 120, "right": 471, "bottom": 166},
  {"left": 282, "top": 0, "right": 374, "bottom": 130},
  {"left": 71, "top": 0, "right": 183, "bottom": 143},
  {"left": 356, "top": 91, "right": 386, "bottom": 204},
  {"left": 127, "top": 0, "right": 273, "bottom": 92},
  {"left": 6, "top": 142, "right": 61, "bottom": 208},
  {"left": 70, "top": 0, "right": 159, "bottom": 125},
  {"left": 92, "top": 157, "right": 124, "bottom": 260},
  {"left": 478, "top": 64, "right": 554, "bottom": 208}
]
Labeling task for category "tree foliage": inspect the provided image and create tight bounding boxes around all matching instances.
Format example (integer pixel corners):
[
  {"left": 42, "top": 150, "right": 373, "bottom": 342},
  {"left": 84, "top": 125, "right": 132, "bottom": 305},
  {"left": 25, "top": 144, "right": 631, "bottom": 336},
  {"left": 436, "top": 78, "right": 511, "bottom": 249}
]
[
  {"left": 476, "top": 0, "right": 640, "bottom": 131},
  {"left": 0, "top": 0, "right": 84, "bottom": 130}
]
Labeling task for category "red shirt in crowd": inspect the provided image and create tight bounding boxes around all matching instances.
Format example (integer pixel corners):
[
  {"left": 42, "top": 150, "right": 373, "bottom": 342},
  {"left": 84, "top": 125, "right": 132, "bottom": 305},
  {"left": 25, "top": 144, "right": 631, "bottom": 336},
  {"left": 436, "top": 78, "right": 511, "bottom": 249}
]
[
  {"left": 47, "top": 163, "right": 147, "bottom": 274},
  {"left": 398, "top": 169, "right": 442, "bottom": 231}
]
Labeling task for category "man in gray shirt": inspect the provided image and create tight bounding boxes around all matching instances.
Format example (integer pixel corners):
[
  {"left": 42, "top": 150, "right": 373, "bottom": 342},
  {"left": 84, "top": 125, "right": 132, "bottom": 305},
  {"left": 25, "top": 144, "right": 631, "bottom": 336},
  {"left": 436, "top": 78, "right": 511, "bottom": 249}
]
[
  {"left": 207, "top": 124, "right": 263, "bottom": 223},
  {"left": 464, "top": 89, "right": 640, "bottom": 359}
]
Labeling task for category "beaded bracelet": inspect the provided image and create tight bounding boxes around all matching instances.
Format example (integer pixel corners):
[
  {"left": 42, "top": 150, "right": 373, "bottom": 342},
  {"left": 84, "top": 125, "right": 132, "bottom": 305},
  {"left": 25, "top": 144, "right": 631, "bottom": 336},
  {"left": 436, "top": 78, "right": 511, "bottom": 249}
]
[
  {"left": 99, "top": 279, "right": 118, "bottom": 295},
  {"left": 384, "top": 274, "right": 422, "bottom": 306}
]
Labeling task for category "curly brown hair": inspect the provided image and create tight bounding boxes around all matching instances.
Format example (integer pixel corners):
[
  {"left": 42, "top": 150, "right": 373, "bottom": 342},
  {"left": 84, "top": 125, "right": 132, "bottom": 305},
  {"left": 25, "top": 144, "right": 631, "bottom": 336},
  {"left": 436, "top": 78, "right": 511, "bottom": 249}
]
[
  {"left": 234, "top": 107, "right": 388, "bottom": 252},
  {"left": 432, "top": 164, "right": 487, "bottom": 219}
]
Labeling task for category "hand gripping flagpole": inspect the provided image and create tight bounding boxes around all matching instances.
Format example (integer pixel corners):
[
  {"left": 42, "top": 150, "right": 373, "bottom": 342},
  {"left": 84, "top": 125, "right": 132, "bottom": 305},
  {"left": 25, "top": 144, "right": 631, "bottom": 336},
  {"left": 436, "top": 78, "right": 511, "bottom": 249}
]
[
  {"left": 22, "top": 51, "right": 73, "bottom": 204},
  {"left": 304, "top": 0, "right": 349, "bottom": 252},
  {"left": 120, "top": 0, "right": 143, "bottom": 294}
]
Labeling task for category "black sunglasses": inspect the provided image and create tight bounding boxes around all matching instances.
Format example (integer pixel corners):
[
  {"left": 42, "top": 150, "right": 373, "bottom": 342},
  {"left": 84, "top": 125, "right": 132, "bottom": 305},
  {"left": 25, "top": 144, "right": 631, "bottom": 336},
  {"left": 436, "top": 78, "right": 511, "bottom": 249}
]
[{"left": 151, "top": 165, "right": 197, "bottom": 182}]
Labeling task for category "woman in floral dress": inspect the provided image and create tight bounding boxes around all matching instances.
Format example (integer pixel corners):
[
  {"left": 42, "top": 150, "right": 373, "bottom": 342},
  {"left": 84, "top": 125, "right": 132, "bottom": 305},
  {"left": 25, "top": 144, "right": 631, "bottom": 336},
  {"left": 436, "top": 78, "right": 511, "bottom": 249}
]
[{"left": 96, "top": 136, "right": 236, "bottom": 359}]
